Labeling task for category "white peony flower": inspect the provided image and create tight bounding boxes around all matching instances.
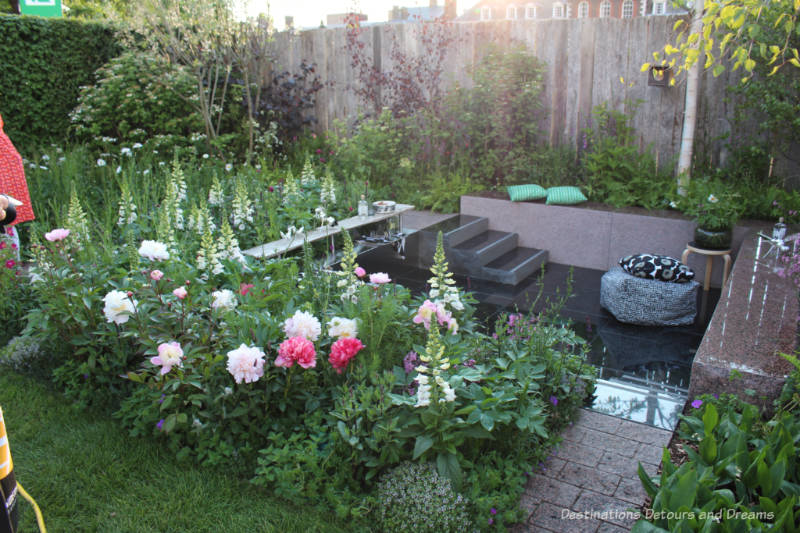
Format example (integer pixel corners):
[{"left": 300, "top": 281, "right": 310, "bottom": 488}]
[
  {"left": 138, "top": 240, "right": 170, "bottom": 261},
  {"left": 283, "top": 310, "right": 321, "bottom": 341},
  {"left": 226, "top": 343, "right": 265, "bottom": 384},
  {"left": 327, "top": 317, "right": 358, "bottom": 339},
  {"left": 211, "top": 289, "right": 237, "bottom": 312},
  {"left": 102, "top": 290, "right": 136, "bottom": 324}
]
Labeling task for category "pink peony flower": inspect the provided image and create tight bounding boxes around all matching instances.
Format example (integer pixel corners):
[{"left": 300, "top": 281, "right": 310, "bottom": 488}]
[
  {"left": 172, "top": 287, "right": 187, "bottom": 299},
  {"left": 328, "top": 337, "right": 364, "bottom": 374},
  {"left": 276, "top": 336, "right": 317, "bottom": 369},
  {"left": 45, "top": 228, "right": 70, "bottom": 242},
  {"left": 150, "top": 341, "right": 184, "bottom": 375},
  {"left": 5, "top": 259, "right": 14, "bottom": 269},
  {"left": 354, "top": 266, "right": 366, "bottom": 278},
  {"left": 226, "top": 344, "right": 266, "bottom": 384},
  {"left": 150, "top": 270, "right": 164, "bottom": 281},
  {"left": 369, "top": 272, "right": 391, "bottom": 284},
  {"left": 239, "top": 283, "right": 255, "bottom": 296}
]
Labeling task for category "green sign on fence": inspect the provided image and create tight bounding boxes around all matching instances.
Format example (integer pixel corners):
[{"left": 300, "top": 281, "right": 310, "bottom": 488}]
[{"left": 19, "top": 0, "right": 62, "bottom": 17}]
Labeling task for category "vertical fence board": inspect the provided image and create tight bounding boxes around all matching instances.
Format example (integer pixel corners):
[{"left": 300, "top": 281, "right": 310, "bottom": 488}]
[{"left": 269, "top": 17, "right": 738, "bottom": 168}]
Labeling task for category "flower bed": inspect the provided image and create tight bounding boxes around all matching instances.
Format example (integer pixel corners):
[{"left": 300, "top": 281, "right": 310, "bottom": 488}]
[{"left": 4, "top": 158, "right": 597, "bottom": 531}]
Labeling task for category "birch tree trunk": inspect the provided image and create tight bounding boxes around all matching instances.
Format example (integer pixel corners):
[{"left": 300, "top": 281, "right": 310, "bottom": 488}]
[{"left": 676, "top": 0, "right": 705, "bottom": 196}]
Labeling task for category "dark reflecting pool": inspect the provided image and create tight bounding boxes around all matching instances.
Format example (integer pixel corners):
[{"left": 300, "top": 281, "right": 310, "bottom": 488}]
[{"left": 357, "top": 245, "right": 720, "bottom": 431}]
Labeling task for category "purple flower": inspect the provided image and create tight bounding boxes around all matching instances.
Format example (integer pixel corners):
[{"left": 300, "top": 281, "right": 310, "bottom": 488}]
[
  {"left": 549, "top": 395, "right": 558, "bottom": 406},
  {"left": 490, "top": 508, "right": 497, "bottom": 515},
  {"left": 156, "top": 419, "right": 165, "bottom": 430},
  {"left": 403, "top": 351, "right": 419, "bottom": 374},
  {"left": 691, "top": 399, "right": 703, "bottom": 409},
  {"left": 488, "top": 518, "right": 494, "bottom": 525},
  {"left": 159, "top": 394, "right": 165, "bottom": 404},
  {"left": 463, "top": 359, "right": 476, "bottom": 367},
  {"left": 713, "top": 393, "right": 719, "bottom": 400}
]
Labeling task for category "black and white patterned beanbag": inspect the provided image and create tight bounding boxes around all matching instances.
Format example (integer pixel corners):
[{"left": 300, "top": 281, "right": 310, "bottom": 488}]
[{"left": 619, "top": 254, "right": 695, "bottom": 283}]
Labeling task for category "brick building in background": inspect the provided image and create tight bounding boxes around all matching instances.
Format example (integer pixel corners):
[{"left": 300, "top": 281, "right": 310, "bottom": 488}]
[{"left": 459, "top": 0, "right": 685, "bottom": 20}]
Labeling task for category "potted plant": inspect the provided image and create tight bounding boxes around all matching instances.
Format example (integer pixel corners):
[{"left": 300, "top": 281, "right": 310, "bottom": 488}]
[{"left": 681, "top": 179, "right": 742, "bottom": 249}]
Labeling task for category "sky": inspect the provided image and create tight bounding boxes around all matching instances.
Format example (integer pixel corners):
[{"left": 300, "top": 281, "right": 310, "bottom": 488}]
[{"left": 236, "top": 0, "right": 467, "bottom": 30}]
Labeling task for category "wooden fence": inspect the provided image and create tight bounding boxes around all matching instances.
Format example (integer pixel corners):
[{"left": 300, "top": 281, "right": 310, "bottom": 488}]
[{"left": 271, "top": 16, "right": 739, "bottom": 168}]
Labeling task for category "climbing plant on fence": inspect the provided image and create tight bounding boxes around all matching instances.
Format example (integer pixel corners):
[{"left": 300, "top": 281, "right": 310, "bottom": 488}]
[{"left": 0, "top": 16, "right": 121, "bottom": 151}]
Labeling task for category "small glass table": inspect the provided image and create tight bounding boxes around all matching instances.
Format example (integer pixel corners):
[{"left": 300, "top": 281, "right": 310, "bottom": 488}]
[{"left": 681, "top": 242, "right": 732, "bottom": 291}]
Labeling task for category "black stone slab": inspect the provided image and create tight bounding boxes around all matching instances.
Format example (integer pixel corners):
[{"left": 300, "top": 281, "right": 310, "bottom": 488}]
[{"left": 482, "top": 247, "right": 549, "bottom": 285}]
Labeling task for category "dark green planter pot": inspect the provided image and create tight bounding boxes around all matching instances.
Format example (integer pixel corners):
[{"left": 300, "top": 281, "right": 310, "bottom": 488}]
[{"left": 694, "top": 226, "right": 732, "bottom": 250}]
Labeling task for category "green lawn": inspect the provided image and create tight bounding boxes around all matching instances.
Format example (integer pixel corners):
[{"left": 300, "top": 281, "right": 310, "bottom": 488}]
[{"left": 0, "top": 371, "right": 349, "bottom": 533}]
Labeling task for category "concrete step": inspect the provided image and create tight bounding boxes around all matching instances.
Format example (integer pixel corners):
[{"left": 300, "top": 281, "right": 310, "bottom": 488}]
[
  {"left": 482, "top": 247, "right": 549, "bottom": 286},
  {"left": 451, "top": 230, "right": 518, "bottom": 270},
  {"left": 421, "top": 214, "right": 488, "bottom": 247}
]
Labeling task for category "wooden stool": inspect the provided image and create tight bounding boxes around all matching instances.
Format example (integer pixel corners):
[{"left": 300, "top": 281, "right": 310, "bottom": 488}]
[{"left": 681, "top": 243, "right": 732, "bottom": 291}]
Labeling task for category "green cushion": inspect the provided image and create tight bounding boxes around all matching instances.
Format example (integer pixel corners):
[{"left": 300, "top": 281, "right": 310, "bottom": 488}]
[
  {"left": 507, "top": 184, "right": 547, "bottom": 202},
  {"left": 545, "top": 186, "right": 588, "bottom": 205}
]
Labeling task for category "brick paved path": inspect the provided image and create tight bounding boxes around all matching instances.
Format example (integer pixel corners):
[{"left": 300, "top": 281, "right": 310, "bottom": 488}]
[{"left": 513, "top": 408, "right": 672, "bottom": 532}]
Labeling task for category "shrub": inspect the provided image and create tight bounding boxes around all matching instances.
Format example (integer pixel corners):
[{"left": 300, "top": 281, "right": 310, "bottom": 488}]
[
  {"left": 0, "top": 335, "right": 42, "bottom": 374},
  {"left": 0, "top": 16, "right": 121, "bottom": 150},
  {"left": 70, "top": 50, "right": 204, "bottom": 154},
  {"left": 377, "top": 462, "right": 473, "bottom": 533}
]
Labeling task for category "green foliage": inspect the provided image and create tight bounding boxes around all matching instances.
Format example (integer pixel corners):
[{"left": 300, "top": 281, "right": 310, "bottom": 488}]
[
  {"left": 416, "top": 171, "right": 480, "bottom": 213},
  {"left": 0, "top": 234, "right": 33, "bottom": 345},
  {"left": 677, "top": 177, "right": 744, "bottom": 230},
  {"left": 0, "top": 15, "right": 121, "bottom": 150},
  {"left": 70, "top": 50, "right": 204, "bottom": 153},
  {"left": 377, "top": 462, "right": 473, "bottom": 533},
  {"left": 441, "top": 43, "right": 547, "bottom": 187},
  {"left": 645, "top": 0, "right": 800, "bottom": 83},
  {"left": 635, "top": 390, "right": 800, "bottom": 532},
  {"left": 582, "top": 102, "right": 675, "bottom": 210}
]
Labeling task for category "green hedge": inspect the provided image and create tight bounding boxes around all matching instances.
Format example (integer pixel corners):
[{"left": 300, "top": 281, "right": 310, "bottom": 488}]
[{"left": 0, "top": 15, "right": 121, "bottom": 152}]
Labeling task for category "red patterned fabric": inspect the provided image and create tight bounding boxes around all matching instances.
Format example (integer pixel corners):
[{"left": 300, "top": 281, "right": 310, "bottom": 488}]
[{"left": 0, "top": 114, "right": 34, "bottom": 225}]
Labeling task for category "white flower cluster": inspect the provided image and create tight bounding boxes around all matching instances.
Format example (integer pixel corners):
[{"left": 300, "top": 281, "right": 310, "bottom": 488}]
[
  {"left": 327, "top": 317, "right": 358, "bottom": 339},
  {"left": 414, "top": 328, "right": 455, "bottom": 407},
  {"left": 187, "top": 203, "right": 216, "bottom": 235},
  {"left": 196, "top": 228, "right": 223, "bottom": 278},
  {"left": 414, "top": 374, "right": 456, "bottom": 407},
  {"left": 283, "top": 171, "right": 299, "bottom": 199},
  {"left": 428, "top": 233, "right": 464, "bottom": 312},
  {"left": 208, "top": 176, "right": 224, "bottom": 207},
  {"left": 138, "top": 240, "right": 170, "bottom": 261},
  {"left": 320, "top": 172, "right": 336, "bottom": 205},
  {"left": 102, "top": 290, "right": 137, "bottom": 325},
  {"left": 217, "top": 220, "right": 246, "bottom": 264},
  {"left": 280, "top": 225, "right": 304, "bottom": 241},
  {"left": 335, "top": 231, "right": 363, "bottom": 303},
  {"left": 231, "top": 180, "right": 254, "bottom": 231},
  {"left": 284, "top": 310, "right": 321, "bottom": 341},
  {"left": 300, "top": 158, "right": 316, "bottom": 185},
  {"left": 116, "top": 183, "right": 138, "bottom": 226},
  {"left": 66, "top": 188, "right": 91, "bottom": 246},
  {"left": 314, "top": 207, "right": 336, "bottom": 228},
  {"left": 211, "top": 289, "right": 237, "bottom": 311}
]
